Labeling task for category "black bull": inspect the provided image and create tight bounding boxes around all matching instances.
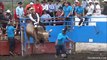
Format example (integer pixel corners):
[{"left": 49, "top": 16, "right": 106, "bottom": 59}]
[{"left": 26, "top": 22, "right": 49, "bottom": 46}]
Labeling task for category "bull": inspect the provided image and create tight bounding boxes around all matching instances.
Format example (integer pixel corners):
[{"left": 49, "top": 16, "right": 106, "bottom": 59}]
[{"left": 26, "top": 21, "right": 51, "bottom": 48}]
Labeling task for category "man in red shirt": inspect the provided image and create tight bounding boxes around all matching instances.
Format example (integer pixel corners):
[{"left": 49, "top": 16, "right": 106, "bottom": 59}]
[{"left": 33, "top": 0, "right": 43, "bottom": 16}]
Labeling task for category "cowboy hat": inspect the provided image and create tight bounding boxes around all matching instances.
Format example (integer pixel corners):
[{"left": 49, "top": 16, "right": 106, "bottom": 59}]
[
  {"left": 30, "top": 2, "right": 34, "bottom": 5},
  {"left": 29, "top": 7, "right": 35, "bottom": 11},
  {"left": 6, "top": 9, "right": 11, "bottom": 13},
  {"left": 102, "top": 0, "right": 107, "bottom": 2},
  {"left": 95, "top": 1, "right": 99, "bottom": 3}
]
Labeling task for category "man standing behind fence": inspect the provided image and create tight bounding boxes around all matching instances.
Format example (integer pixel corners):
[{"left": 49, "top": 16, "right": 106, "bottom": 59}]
[{"left": 16, "top": 2, "right": 24, "bottom": 19}]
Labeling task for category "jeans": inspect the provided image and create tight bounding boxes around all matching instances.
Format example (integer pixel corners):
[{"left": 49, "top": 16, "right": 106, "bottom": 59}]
[
  {"left": 8, "top": 37, "right": 15, "bottom": 52},
  {"left": 55, "top": 44, "right": 66, "bottom": 56},
  {"left": 83, "top": 14, "right": 92, "bottom": 26}
]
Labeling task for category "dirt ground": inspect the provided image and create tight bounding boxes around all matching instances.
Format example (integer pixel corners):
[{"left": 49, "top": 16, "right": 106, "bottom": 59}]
[{"left": 0, "top": 52, "right": 107, "bottom": 60}]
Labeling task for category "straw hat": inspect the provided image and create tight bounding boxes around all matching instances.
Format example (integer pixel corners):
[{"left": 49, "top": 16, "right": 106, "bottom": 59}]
[{"left": 29, "top": 7, "right": 35, "bottom": 11}]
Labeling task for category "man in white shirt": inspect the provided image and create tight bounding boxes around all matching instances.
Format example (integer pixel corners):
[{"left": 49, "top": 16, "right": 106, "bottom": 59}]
[
  {"left": 86, "top": 1, "right": 94, "bottom": 16},
  {"left": 83, "top": 0, "right": 94, "bottom": 26},
  {"left": 94, "top": 1, "right": 101, "bottom": 15},
  {"left": 16, "top": 2, "right": 24, "bottom": 19},
  {"left": 41, "top": 1, "right": 49, "bottom": 11},
  {"left": 48, "top": 1, "right": 55, "bottom": 17},
  {"left": 54, "top": 1, "right": 62, "bottom": 12}
]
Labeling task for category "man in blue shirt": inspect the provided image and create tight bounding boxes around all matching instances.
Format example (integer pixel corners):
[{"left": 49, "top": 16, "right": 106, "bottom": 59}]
[
  {"left": 75, "top": 2, "right": 84, "bottom": 27},
  {"left": 55, "top": 28, "right": 74, "bottom": 58},
  {"left": 6, "top": 22, "right": 15, "bottom": 55}
]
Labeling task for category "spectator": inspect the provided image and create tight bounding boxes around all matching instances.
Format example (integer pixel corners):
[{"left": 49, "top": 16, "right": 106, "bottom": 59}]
[
  {"left": 48, "top": 1, "right": 56, "bottom": 17},
  {"left": 33, "top": 0, "right": 43, "bottom": 16},
  {"left": 60, "top": 2, "right": 73, "bottom": 29},
  {"left": 16, "top": 2, "right": 24, "bottom": 19},
  {"left": 75, "top": 2, "right": 84, "bottom": 27},
  {"left": 6, "top": 22, "right": 16, "bottom": 55},
  {"left": 41, "top": 10, "right": 52, "bottom": 23},
  {"left": 84, "top": 0, "right": 94, "bottom": 26},
  {"left": 55, "top": 28, "right": 74, "bottom": 58},
  {"left": 25, "top": 2, "right": 34, "bottom": 16},
  {"left": 0, "top": 2, "right": 4, "bottom": 12},
  {"left": 41, "top": 1, "right": 49, "bottom": 11},
  {"left": 94, "top": 1, "right": 101, "bottom": 15},
  {"left": 0, "top": 8, "right": 6, "bottom": 20},
  {"left": 81, "top": 0, "right": 88, "bottom": 9},
  {"left": 102, "top": 0, "right": 107, "bottom": 15},
  {"left": 54, "top": 1, "right": 62, "bottom": 12},
  {"left": 55, "top": 9, "right": 64, "bottom": 25},
  {"left": 61, "top": 2, "right": 73, "bottom": 18},
  {"left": 5, "top": 9, "right": 12, "bottom": 21}
]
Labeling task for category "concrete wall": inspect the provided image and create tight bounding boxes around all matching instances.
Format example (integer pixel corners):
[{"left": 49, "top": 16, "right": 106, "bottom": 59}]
[{"left": 75, "top": 42, "right": 107, "bottom": 52}]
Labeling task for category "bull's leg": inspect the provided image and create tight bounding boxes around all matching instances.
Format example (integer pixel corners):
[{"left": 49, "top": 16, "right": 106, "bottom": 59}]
[
  {"left": 33, "top": 30, "right": 40, "bottom": 46},
  {"left": 26, "top": 34, "right": 30, "bottom": 49}
]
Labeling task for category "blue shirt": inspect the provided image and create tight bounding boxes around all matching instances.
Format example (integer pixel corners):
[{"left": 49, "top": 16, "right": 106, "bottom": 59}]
[
  {"left": 75, "top": 6, "right": 84, "bottom": 14},
  {"left": 6, "top": 26, "right": 15, "bottom": 38},
  {"left": 57, "top": 33, "right": 69, "bottom": 45},
  {"left": 63, "top": 6, "right": 73, "bottom": 17}
]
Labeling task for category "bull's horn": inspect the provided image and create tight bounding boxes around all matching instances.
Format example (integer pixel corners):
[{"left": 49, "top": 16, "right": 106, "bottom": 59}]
[{"left": 48, "top": 29, "right": 52, "bottom": 33}]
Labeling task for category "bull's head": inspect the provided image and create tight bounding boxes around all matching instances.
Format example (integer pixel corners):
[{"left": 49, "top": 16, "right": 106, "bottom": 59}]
[{"left": 35, "top": 26, "right": 52, "bottom": 43}]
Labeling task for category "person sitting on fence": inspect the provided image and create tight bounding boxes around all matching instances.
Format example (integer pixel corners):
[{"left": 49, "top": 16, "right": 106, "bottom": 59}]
[
  {"left": 74, "top": 2, "right": 84, "bottom": 27},
  {"left": 84, "top": 0, "right": 94, "bottom": 26},
  {"left": 94, "top": 1, "right": 101, "bottom": 15},
  {"left": 41, "top": 10, "right": 52, "bottom": 25},
  {"left": 102, "top": 0, "right": 107, "bottom": 15},
  {"left": 60, "top": 2, "right": 73, "bottom": 30},
  {"left": 27, "top": 7, "right": 40, "bottom": 27}
]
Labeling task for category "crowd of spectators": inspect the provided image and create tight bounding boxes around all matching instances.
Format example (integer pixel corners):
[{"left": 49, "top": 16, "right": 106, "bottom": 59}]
[{"left": 0, "top": 0, "right": 107, "bottom": 35}]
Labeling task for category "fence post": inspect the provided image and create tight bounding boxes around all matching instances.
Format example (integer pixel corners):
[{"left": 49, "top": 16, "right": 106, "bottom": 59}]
[{"left": 21, "top": 26, "right": 24, "bottom": 56}]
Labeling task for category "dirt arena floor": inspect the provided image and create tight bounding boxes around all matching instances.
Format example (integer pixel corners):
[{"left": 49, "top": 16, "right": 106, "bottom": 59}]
[{"left": 0, "top": 52, "right": 107, "bottom": 60}]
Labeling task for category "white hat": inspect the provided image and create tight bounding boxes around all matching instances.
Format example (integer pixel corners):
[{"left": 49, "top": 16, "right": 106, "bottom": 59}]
[
  {"left": 30, "top": 2, "right": 34, "bottom": 5},
  {"left": 88, "top": 0, "right": 92, "bottom": 2},
  {"left": 95, "top": 1, "right": 99, "bottom": 3},
  {"left": 6, "top": 9, "right": 11, "bottom": 13},
  {"left": 102, "top": 0, "right": 107, "bottom": 2},
  {"left": 75, "top": 0, "right": 79, "bottom": 2}
]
